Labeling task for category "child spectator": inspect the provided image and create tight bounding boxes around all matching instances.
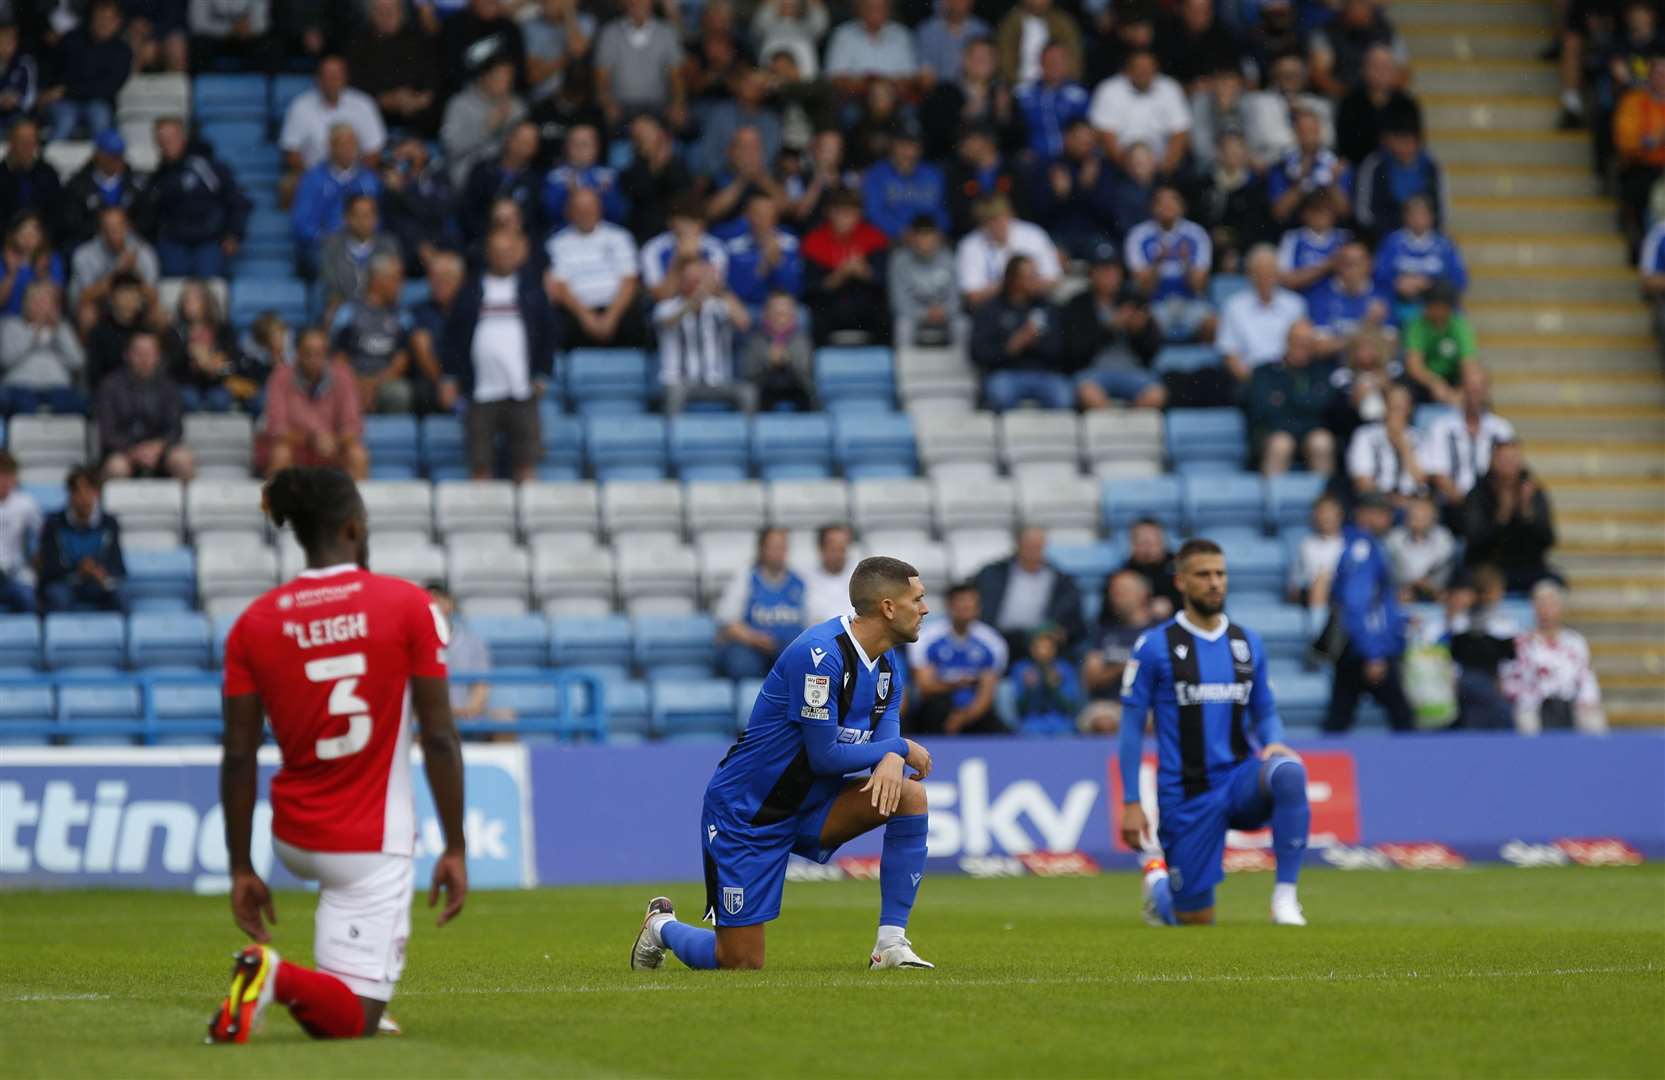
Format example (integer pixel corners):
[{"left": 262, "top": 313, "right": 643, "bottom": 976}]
[
  {"left": 655, "top": 255, "right": 755, "bottom": 413},
  {"left": 888, "top": 215, "right": 961, "bottom": 349},
  {"left": 1010, "top": 623, "right": 1083, "bottom": 737},
  {"left": 742, "top": 292, "right": 815, "bottom": 412},
  {"left": 1373, "top": 194, "right": 1466, "bottom": 315},
  {"left": 1386, "top": 490, "right": 1456, "bottom": 602},
  {"left": 1449, "top": 563, "right": 1519, "bottom": 729},
  {"left": 1402, "top": 280, "right": 1475, "bottom": 406},
  {"left": 1125, "top": 185, "right": 1216, "bottom": 343},
  {"left": 1276, "top": 190, "right": 1351, "bottom": 302},
  {"left": 1288, "top": 494, "right": 1346, "bottom": 611}
]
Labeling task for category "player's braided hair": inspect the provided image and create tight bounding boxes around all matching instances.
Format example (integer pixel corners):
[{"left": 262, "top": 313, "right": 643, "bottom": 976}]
[{"left": 262, "top": 467, "right": 363, "bottom": 555}]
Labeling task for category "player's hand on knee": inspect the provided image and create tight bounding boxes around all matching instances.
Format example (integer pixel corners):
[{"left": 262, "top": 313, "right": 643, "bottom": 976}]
[
  {"left": 862, "top": 752, "right": 906, "bottom": 817},
  {"left": 903, "top": 738, "right": 932, "bottom": 781},
  {"left": 1260, "top": 742, "right": 1301, "bottom": 762},
  {"left": 231, "top": 868, "right": 275, "bottom": 943}
]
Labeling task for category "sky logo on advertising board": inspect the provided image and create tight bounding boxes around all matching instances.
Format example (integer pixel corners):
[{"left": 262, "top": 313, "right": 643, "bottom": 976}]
[{"left": 921, "top": 759, "right": 1099, "bottom": 858}]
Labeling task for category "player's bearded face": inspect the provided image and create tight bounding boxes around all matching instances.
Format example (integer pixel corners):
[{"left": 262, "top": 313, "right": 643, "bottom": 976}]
[{"left": 1180, "top": 557, "right": 1227, "bottom": 617}]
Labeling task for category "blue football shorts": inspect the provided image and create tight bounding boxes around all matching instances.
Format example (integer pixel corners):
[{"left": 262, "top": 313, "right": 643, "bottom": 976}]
[
  {"left": 1157, "top": 756, "right": 1274, "bottom": 912},
  {"left": 701, "top": 790, "right": 844, "bottom": 927}
]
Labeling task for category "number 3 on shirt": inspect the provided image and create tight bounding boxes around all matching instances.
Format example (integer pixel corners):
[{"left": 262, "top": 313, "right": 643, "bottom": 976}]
[{"left": 305, "top": 652, "right": 372, "bottom": 760}]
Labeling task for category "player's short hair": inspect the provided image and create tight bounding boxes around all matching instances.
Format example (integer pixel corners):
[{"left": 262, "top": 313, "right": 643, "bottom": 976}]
[
  {"left": 1175, "top": 537, "right": 1224, "bottom": 569},
  {"left": 849, "top": 556, "right": 920, "bottom": 615},
  {"left": 263, "top": 467, "right": 365, "bottom": 555}
]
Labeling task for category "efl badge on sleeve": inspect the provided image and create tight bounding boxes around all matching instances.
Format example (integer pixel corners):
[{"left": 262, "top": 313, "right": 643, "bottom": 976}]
[
  {"left": 875, "top": 671, "right": 891, "bottom": 701},
  {"left": 804, "top": 674, "right": 830, "bottom": 707},
  {"left": 723, "top": 887, "right": 745, "bottom": 916},
  {"left": 1231, "top": 638, "right": 1250, "bottom": 664}
]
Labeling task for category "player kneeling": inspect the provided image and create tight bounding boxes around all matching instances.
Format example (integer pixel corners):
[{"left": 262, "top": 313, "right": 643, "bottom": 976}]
[
  {"left": 207, "top": 468, "right": 469, "bottom": 1043},
  {"left": 631, "top": 557, "right": 936, "bottom": 972},
  {"left": 1118, "top": 539, "right": 1311, "bottom": 927}
]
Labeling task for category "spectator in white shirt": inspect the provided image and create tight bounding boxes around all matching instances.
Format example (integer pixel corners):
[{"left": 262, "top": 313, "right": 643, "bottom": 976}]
[
  {"left": 279, "top": 56, "right": 387, "bottom": 189},
  {"left": 1504, "top": 580, "right": 1608, "bottom": 735},
  {"left": 1288, "top": 493, "right": 1345, "bottom": 610},
  {"left": 799, "top": 523, "right": 856, "bottom": 624},
  {"left": 1348, "top": 383, "right": 1425, "bottom": 506},
  {"left": 1088, "top": 49, "right": 1191, "bottom": 176},
  {"left": 655, "top": 255, "right": 756, "bottom": 413},
  {"left": 1217, "top": 244, "right": 1306, "bottom": 382},
  {"left": 955, "top": 193, "right": 1063, "bottom": 308},
  {"left": 545, "top": 188, "right": 646, "bottom": 349},
  {"left": 1420, "top": 364, "right": 1515, "bottom": 506},
  {"left": 824, "top": 0, "right": 919, "bottom": 94},
  {"left": 1385, "top": 489, "right": 1455, "bottom": 602},
  {"left": 0, "top": 450, "right": 41, "bottom": 613},
  {"left": 1241, "top": 52, "right": 1335, "bottom": 170}
]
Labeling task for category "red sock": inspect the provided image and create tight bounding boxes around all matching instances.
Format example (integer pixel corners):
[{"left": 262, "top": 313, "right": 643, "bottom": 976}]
[{"left": 274, "top": 960, "right": 366, "bottom": 1039}]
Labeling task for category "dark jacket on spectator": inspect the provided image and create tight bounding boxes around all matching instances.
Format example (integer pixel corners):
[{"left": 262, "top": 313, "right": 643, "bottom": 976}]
[
  {"left": 95, "top": 366, "right": 184, "bottom": 453},
  {"left": 37, "top": 507, "right": 124, "bottom": 591},
  {"left": 441, "top": 268, "right": 556, "bottom": 399},
  {"left": 49, "top": 27, "right": 132, "bottom": 105},
  {"left": 970, "top": 296, "right": 1071, "bottom": 375},
  {"left": 60, "top": 162, "right": 150, "bottom": 249},
  {"left": 1021, "top": 153, "right": 1119, "bottom": 247},
  {"left": 1335, "top": 87, "right": 1422, "bottom": 166},
  {"left": 138, "top": 147, "right": 251, "bottom": 247},
  {"left": 443, "top": 9, "right": 526, "bottom": 93},
  {"left": 1059, "top": 288, "right": 1162, "bottom": 371},
  {"left": 85, "top": 311, "right": 143, "bottom": 390},
  {"left": 619, "top": 152, "right": 693, "bottom": 243},
  {"left": 947, "top": 159, "right": 1018, "bottom": 237},
  {"left": 972, "top": 556, "right": 1087, "bottom": 652},
  {"left": 0, "top": 155, "right": 62, "bottom": 230},
  {"left": 1461, "top": 472, "right": 1556, "bottom": 591},
  {"left": 0, "top": 51, "right": 40, "bottom": 127},
  {"left": 1356, "top": 148, "right": 1445, "bottom": 239},
  {"left": 346, "top": 17, "right": 443, "bottom": 136},
  {"left": 460, "top": 158, "right": 541, "bottom": 243},
  {"left": 1244, "top": 358, "right": 1337, "bottom": 449},
  {"left": 380, "top": 162, "right": 459, "bottom": 273}
]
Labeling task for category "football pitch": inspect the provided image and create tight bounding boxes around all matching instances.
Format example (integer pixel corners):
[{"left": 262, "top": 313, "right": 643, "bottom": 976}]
[{"left": 3, "top": 866, "right": 1661, "bottom": 1079}]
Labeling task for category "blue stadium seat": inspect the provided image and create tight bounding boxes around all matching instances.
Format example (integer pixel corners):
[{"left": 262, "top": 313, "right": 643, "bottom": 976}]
[
  {"left": 192, "top": 73, "right": 268, "bottom": 121},
  {"left": 751, "top": 413, "right": 833, "bottom": 479},
  {"left": 59, "top": 681, "right": 142, "bottom": 743},
  {"left": 469, "top": 616, "right": 550, "bottom": 668},
  {"left": 1166, "top": 408, "right": 1248, "bottom": 470},
  {"left": 550, "top": 615, "right": 632, "bottom": 670},
  {"left": 128, "top": 613, "right": 212, "bottom": 669},
  {"left": 566, "top": 348, "right": 651, "bottom": 414},
  {"left": 632, "top": 615, "right": 718, "bottom": 674},
  {"left": 586, "top": 415, "right": 667, "bottom": 481},
  {"left": 421, "top": 415, "right": 466, "bottom": 477},
  {"left": 198, "top": 120, "right": 267, "bottom": 156},
  {"left": 44, "top": 614, "right": 127, "bottom": 670},
  {"left": 270, "top": 74, "right": 312, "bottom": 122},
  {"left": 363, "top": 416, "right": 421, "bottom": 476},
  {"left": 151, "top": 681, "right": 224, "bottom": 743},
  {"left": 1266, "top": 473, "right": 1329, "bottom": 532},
  {"left": 833, "top": 412, "right": 916, "bottom": 476},
  {"left": 1103, "top": 475, "right": 1184, "bottom": 533},
  {"left": 603, "top": 678, "right": 652, "bottom": 741},
  {"left": 815, "top": 347, "right": 894, "bottom": 407},
  {"left": 230, "top": 277, "right": 307, "bottom": 327},
  {"left": 1185, "top": 473, "right": 1267, "bottom": 533},
  {"left": 1221, "top": 542, "right": 1288, "bottom": 599},
  {"left": 125, "top": 548, "right": 197, "bottom": 608},
  {"left": 540, "top": 404, "right": 583, "bottom": 479},
  {"left": 0, "top": 616, "right": 43, "bottom": 669},
  {"left": 651, "top": 677, "right": 736, "bottom": 739},
  {"left": 1269, "top": 669, "right": 1331, "bottom": 729},
  {"left": 1046, "top": 543, "right": 1120, "bottom": 603},
  {"left": 670, "top": 414, "right": 750, "bottom": 481},
  {"left": 1208, "top": 274, "right": 1249, "bottom": 309},
  {"left": 212, "top": 616, "right": 237, "bottom": 666},
  {"left": 1154, "top": 345, "right": 1222, "bottom": 374},
  {"left": 23, "top": 483, "right": 65, "bottom": 515},
  {"left": 1228, "top": 602, "right": 1310, "bottom": 663},
  {"left": 0, "top": 681, "right": 55, "bottom": 742}
]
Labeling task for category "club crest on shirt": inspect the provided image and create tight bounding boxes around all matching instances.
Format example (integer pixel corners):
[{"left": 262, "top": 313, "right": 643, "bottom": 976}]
[
  {"left": 1231, "top": 638, "right": 1250, "bottom": 663},
  {"left": 1174, "top": 643, "right": 1188, "bottom": 660},
  {"left": 723, "top": 887, "right": 745, "bottom": 916},
  {"left": 804, "top": 674, "right": 830, "bottom": 707},
  {"left": 875, "top": 671, "right": 891, "bottom": 701}
]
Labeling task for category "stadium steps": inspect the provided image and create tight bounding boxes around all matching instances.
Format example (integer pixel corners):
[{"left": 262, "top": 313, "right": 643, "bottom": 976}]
[{"left": 1410, "top": 0, "right": 1665, "bottom": 727}]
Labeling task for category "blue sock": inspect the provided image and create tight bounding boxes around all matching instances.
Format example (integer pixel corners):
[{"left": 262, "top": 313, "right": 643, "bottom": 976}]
[
  {"left": 878, "top": 813, "right": 929, "bottom": 929},
  {"left": 1266, "top": 758, "right": 1311, "bottom": 886},
  {"left": 660, "top": 919, "right": 719, "bottom": 970}
]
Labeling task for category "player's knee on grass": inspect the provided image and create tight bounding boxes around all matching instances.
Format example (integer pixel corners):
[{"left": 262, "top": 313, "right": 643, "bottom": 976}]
[
  {"left": 1175, "top": 907, "right": 1215, "bottom": 926},
  {"left": 357, "top": 998, "right": 385, "bottom": 1038},
  {"left": 898, "top": 778, "right": 928, "bottom": 817},
  {"left": 715, "top": 927, "right": 766, "bottom": 970}
]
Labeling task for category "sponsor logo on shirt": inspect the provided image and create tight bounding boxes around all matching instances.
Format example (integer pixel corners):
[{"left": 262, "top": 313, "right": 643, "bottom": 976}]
[
  {"left": 1173, "top": 681, "right": 1253, "bottom": 707},
  {"left": 803, "top": 674, "right": 829, "bottom": 707},
  {"left": 286, "top": 581, "right": 366, "bottom": 609}
]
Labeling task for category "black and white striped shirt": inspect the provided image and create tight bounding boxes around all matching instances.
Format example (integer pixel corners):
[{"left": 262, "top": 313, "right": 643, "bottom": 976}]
[
  {"left": 1419, "top": 411, "right": 1515, "bottom": 497},
  {"left": 654, "top": 295, "right": 736, "bottom": 387},
  {"left": 1347, "top": 422, "right": 1423, "bottom": 496}
]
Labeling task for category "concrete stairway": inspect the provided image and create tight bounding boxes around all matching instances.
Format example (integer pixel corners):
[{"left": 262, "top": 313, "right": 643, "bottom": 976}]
[{"left": 1401, "top": 0, "right": 1665, "bottom": 725}]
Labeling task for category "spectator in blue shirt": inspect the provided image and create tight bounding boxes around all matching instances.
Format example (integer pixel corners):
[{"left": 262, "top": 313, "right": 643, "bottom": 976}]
[
  {"left": 725, "top": 192, "right": 802, "bottom": 313},
  {"left": 36, "top": 465, "right": 127, "bottom": 614},
  {"left": 1310, "top": 241, "right": 1391, "bottom": 356},
  {"left": 541, "top": 123, "right": 628, "bottom": 228},
  {"left": 1267, "top": 106, "right": 1353, "bottom": 226},
  {"left": 1373, "top": 194, "right": 1467, "bottom": 314},
  {"left": 1356, "top": 119, "right": 1447, "bottom": 240},
  {"left": 1275, "top": 189, "right": 1351, "bottom": 301},
  {"left": 1124, "top": 184, "right": 1216, "bottom": 343},
  {"left": 1323, "top": 491, "right": 1414, "bottom": 733},
  {"left": 861, "top": 122, "right": 949, "bottom": 240},
  {"left": 291, "top": 124, "right": 381, "bottom": 279},
  {"left": 1015, "top": 42, "right": 1091, "bottom": 159},
  {"left": 715, "top": 526, "right": 807, "bottom": 679},
  {"left": 1022, "top": 117, "right": 1118, "bottom": 260},
  {"left": 906, "top": 582, "right": 1009, "bottom": 736},
  {"left": 915, "top": 0, "right": 989, "bottom": 84},
  {"left": 1010, "top": 622, "right": 1083, "bottom": 736}
]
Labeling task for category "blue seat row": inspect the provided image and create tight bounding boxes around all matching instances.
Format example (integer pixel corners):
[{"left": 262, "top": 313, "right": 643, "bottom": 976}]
[
  {"left": 1104, "top": 471, "right": 1329, "bottom": 535},
  {"left": 564, "top": 347, "right": 894, "bottom": 416},
  {"left": 0, "top": 612, "right": 214, "bottom": 670}
]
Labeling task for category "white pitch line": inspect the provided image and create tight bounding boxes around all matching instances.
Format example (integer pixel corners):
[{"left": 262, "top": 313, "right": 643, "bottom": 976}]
[{"left": 6, "top": 963, "right": 1658, "bottom": 1004}]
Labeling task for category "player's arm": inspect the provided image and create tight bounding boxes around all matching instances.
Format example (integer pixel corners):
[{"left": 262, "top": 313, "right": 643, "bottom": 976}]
[
  {"left": 1248, "top": 636, "right": 1294, "bottom": 760},
  {"left": 410, "top": 594, "right": 468, "bottom": 926},
  {"left": 789, "top": 649, "right": 914, "bottom": 778},
  {"left": 221, "top": 689, "right": 275, "bottom": 942},
  {"left": 872, "top": 664, "right": 929, "bottom": 780},
  {"left": 1117, "top": 634, "right": 1157, "bottom": 849}
]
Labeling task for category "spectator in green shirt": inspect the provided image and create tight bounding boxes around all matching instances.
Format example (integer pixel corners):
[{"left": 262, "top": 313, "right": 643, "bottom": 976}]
[{"left": 1403, "top": 279, "right": 1475, "bottom": 406}]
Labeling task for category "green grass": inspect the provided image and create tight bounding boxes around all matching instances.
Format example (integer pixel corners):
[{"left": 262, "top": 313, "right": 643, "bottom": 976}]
[{"left": 3, "top": 866, "right": 1663, "bottom": 1078}]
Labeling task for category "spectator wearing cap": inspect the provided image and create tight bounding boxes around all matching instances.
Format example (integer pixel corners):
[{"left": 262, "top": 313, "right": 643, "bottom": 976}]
[
  {"left": 1241, "top": 52, "right": 1335, "bottom": 170},
  {"left": 36, "top": 465, "right": 127, "bottom": 615},
  {"left": 1402, "top": 280, "right": 1475, "bottom": 406},
  {"left": 971, "top": 255, "right": 1073, "bottom": 411},
  {"left": 0, "top": 22, "right": 40, "bottom": 134},
  {"left": 1015, "top": 41, "right": 1091, "bottom": 160},
  {"left": 541, "top": 122, "right": 628, "bottom": 228},
  {"left": 60, "top": 130, "right": 146, "bottom": 252},
  {"left": 1421, "top": 365, "right": 1516, "bottom": 510},
  {"left": 0, "top": 282, "right": 85, "bottom": 416},
  {"left": 138, "top": 116, "right": 251, "bottom": 280},
  {"left": 955, "top": 192, "right": 1061, "bottom": 309},
  {"left": 725, "top": 191, "right": 803, "bottom": 314},
  {"left": 291, "top": 125, "right": 381, "bottom": 280},
  {"left": 1023, "top": 118, "right": 1118, "bottom": 262},
  {"left": 1244, "top": 319, "right": 1337, "bottom": 478},
  {"left": 889, "top": 213, "right": 962, "bottom": 349},
  {"left": 1373, "top": 194, "right": 1466, "bottom": 315},
  {"left": 995, "top": 0, "right": 1082, "bottom": 85},
  {"left": 441, "top": 54, "right": 528, "bottom": 190},
  {"left": 1356, "top": 119, "right": 1447, "bottom": 241},
  {"left": 693, "top": 67, "right": 783, "bottom": 184},
  {"left": 1191, "top": 128, "right": 1273, "bottom": 274},
  {"left": 260, "top": 326, "right": 367, "bottom": 479},
  {"left": 1088, "top": 49, "right": 1190, "bottom": 177},
  {"left": 444, "top": 228, "right": 553, "bottom": 483},
  {"left": 1124, "top": 184, "right": 1215, "bottom": 343},
  {"left": 1266, "top": 107, "right": 1352, "bottom": 227},
  {"left": 96, "top": 331, "right": 193, "bottom": 482},
  {"left": 346, "top": 0, "right": 443, "bottom": 138},
  {"left": 1462, "top": 439, "right": 1557, "bottom": 593},
  {"left": 824, "top": 0, "right": 919, "bottom": 97},
  {"left": 945, "top": 121, "right": 1018, "bottom": 235},
  {"left": 1309, "top": 241, "right": 1390, "bottom": 357},
  {"left": 545, "top": 186, "right": 647, "bottom": 349},
  {"left": 915, "top": 0, "right": 988, "bottom": 85},
  {"left": 1219, "top": 243, "right": 1306, "bottom": 383},
  {"left": 69, "top": 206, "right": 160, "bottom": 325},
  {"left": 594, "top": 0, "right": 686, "bottom": 131},
  {"left": 41, "top": 0, "right": 130, "bottom": 141},
  {"left": 1335, "top": 43, "right": 1422, "bottom": 167},
  {"left": 801, "top": 188, "right": 890, "bottom": 346},
  {"left": 0, "top": 120, "right": 61, "bottom": 228},
  {"left": 640, "top": 194, "right": 729, "bottom": 302},
  {"left": 445, "top": 0, "right": 529, "bottom": 95},
  {"left": 280, "top": 55, "right": 387, "bottom": 192},
  {"left": 1323, "top": 491, "right": 1415, "bottom": 733},
  {"left": 1504, "top": 581, "right": 1608, "bottom": 735},
  {"left": 1064, "top": 245, "right": 1165, "bottom": 410},
  {"left": 460, "top": 119, "right": 542, "bottom": 245},
  {"left": 862, "top": 121, "right": 948, "bottom": 240}
]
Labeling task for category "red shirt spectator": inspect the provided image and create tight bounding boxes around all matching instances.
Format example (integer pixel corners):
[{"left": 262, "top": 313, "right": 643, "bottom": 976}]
[{"left": 259, "top": 327, "right": 366, "bottom": 479}]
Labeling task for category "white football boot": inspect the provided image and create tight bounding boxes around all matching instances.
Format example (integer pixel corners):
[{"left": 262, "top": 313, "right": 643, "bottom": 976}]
[
  {"left": 869, "top": 938, "right": 935, "bottom": 970},
  {"left": 630, "top": 896, "right": 674, "bottom": 970},
  {"left": 1270, "top": 890, "right": 1308, "bottom": 927}
]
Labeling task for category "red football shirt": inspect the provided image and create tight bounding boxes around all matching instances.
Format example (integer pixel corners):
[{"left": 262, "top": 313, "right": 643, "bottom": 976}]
[{"left": 223, "top": 564, "right": 448, "bottom": 855}]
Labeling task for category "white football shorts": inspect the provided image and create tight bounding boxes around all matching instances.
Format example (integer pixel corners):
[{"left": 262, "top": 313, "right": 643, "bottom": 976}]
[{"left": 274, "top": 840, "right": 413, "bottom": 1002}]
